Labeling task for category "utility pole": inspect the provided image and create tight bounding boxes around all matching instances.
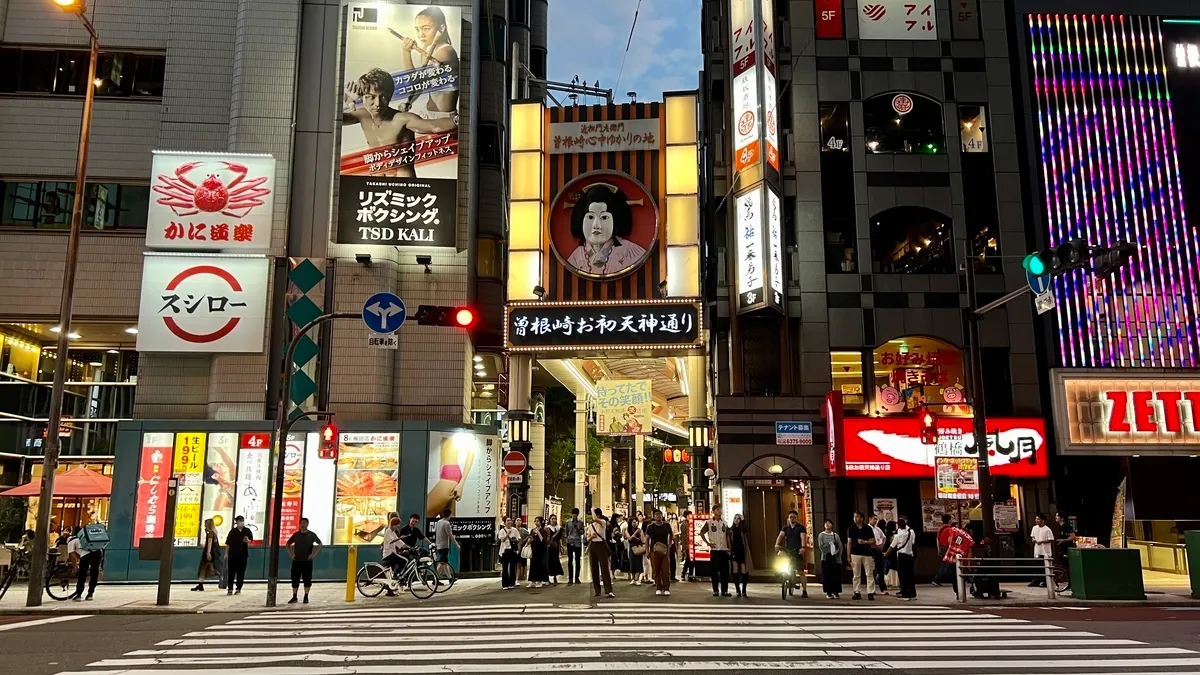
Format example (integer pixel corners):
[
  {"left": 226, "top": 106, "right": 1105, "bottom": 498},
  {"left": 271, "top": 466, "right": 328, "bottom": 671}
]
[{"left": 963, "top": 251, "right": 997, "bottom": 551}]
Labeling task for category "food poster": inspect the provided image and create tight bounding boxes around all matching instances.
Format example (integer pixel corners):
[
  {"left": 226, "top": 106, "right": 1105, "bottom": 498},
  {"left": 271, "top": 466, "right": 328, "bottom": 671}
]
[
  {"left": 200, "top": 432, "right": 239, "bottom": 537},
  {"left": 302, "top": 431, "right": 335, "bottom": 544},
  {"left": 172, "top": 432, "right": 206, "bottom": 546},
  {"left": 334, "top": 432, "right": 400, "bottom": 544},
  {"left": 277, "top": 432, "right": 307, "bottom": 545},
  {"left": 134, "top": 433, "right": 174, "bottom": 547},
  {"left": 425, "top": 431, "right": 499, "bottom": 519},
  {"left": 235, "top": 432, "right": 271, "bottom": 545},
  {"left": 872, "top": 497, "right": 897, "bottom": 523},
  {"left": 935, "top": 455, "right": 979, "bottom": 500},
  {"left": 595, "top": 379, "right": 652, "bottom": 436}
]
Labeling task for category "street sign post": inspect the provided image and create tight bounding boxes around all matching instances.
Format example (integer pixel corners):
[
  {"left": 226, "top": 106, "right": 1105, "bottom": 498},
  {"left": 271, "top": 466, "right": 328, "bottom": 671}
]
[
  {"left": 362, "top": 292, "right": 407, "bottom": 334},
  {"left": 503, "top": 451, "right": 528, "bottom": 475}
]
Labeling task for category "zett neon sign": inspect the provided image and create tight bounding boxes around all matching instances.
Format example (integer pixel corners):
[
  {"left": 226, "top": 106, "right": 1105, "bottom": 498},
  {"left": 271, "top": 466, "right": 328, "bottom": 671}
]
[{"left": 1103, "top": 390, "right": 1200, "bottom": 434}]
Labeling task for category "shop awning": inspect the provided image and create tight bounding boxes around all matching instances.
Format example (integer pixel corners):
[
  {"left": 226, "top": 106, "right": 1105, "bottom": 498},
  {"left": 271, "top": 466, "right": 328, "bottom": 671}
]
[{"left": 0, "top": 467, "right": 112, "bottom": 498}]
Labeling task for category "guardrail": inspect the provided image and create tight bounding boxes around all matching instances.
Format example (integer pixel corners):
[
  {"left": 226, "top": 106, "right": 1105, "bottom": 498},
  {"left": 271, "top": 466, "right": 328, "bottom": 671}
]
[
  {"left": 1129, "top": 539, "right": 1189, "bottom": 575},
  {"left": 955, "top": 555, "right": 1056, "bottom": 602}
]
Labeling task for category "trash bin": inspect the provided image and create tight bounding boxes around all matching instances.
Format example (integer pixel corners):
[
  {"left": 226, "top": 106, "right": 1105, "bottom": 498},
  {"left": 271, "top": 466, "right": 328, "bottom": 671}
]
[
  {"left": 1185, "top": 531, "right": 1200, "bottom": 599},
  {"left": 1068, "top": 548, "right": 1146, "bottom": 600}
]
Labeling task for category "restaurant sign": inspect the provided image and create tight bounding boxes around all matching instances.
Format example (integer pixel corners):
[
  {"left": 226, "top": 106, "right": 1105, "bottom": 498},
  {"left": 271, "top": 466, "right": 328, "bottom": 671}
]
[
  {"left": 1051, "top": 369, "right": 1200, "bottom": 454},
  {"left": 505, "top": 300, "right": 702, "bottom": 353}
]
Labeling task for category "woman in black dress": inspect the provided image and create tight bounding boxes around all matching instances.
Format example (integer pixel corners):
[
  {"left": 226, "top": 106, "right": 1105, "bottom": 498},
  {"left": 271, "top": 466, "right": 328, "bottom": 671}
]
[
  {"left": 527, "top": 516, "right": 550, "bottom": 588},
  {"left": 730, "top": 513, "right": 750, "bottom": 596},
  {"left": 546, "top": 514, "right": 565, "bottom": 584},
  {"left": 626, "top": 514, "right": 645, "bottom": 585},
  {"left": 608, "top": 513, "right": 626, "bottom": 578}
]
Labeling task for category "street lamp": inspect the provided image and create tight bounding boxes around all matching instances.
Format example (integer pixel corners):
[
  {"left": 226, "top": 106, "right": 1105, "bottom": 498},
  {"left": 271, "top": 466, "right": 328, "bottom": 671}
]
[{"left": 26, "top": 0, "right": 99, "bottom": 607}]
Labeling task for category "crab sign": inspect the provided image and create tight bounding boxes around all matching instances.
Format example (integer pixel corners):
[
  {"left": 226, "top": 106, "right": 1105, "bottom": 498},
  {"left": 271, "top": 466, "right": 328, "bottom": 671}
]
[{"left": 153, "top": 161, "right": 271, "bottom": 218}]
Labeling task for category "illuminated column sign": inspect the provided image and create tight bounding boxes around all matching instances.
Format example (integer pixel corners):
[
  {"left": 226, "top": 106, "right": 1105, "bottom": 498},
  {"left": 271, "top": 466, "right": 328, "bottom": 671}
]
[{"left": 730, "top": 0, "right": 784, "bottom": 314}]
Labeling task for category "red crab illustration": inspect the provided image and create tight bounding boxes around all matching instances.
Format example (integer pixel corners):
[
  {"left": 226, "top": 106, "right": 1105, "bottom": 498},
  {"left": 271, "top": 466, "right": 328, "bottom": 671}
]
[{"left": 152, "top": 161, "right": 271, "bottom": 218}]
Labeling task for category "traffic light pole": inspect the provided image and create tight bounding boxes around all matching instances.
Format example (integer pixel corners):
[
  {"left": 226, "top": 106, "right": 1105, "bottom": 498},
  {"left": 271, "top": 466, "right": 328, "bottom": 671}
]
[{"left": 265, "top": 311, "right": 358, "bottom": 608}]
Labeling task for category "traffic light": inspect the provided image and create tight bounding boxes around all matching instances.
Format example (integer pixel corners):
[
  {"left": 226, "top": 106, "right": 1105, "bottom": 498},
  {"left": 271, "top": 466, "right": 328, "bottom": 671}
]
[
  {"left": 414, "top": 305, "right": 477, "bottom": 328},
  {"left": 918, "top": 407, "right": 939, "bottom": 446},
  {"left": 319, "top": 422, "right": 338, "bottom": 460},
  {"left": 1092, "top": 241, "right": 1138, "bottom": 278},
  {"left": 1023, "top": 239, "right": 1137, "bottom": 279}
]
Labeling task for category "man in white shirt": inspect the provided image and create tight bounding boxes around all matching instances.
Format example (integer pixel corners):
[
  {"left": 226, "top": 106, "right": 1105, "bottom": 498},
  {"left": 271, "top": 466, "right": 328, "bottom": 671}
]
[
  {"left": 869, "top": 515, "right": 889, "bottom": 595},
  {"left": 885, "top": 517, "right": 917, "bottom": 600},
  {"left": 1029, "top": 513, "right": 1055, "bottom": 587},
  {"left": 700, "top": 506, "right": 732, "bottom": 597},
  {"left": 67, "top": 528, "right": 101, "bottom": 602}
]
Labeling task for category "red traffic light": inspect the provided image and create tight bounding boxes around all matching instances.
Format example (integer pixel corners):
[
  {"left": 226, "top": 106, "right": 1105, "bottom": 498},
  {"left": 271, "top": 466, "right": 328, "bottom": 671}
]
[
  {"left": 918, "top": 407, "right": 938, "bottom": 446},
  {"left": 454, "top": 308, "right": 476, "bottom": 327},
  {"left": 319, "top": 423, "right": 338, "bottom": 459},
  {"left": 415, "top": 305, "right": 479, "bottom": 329}
]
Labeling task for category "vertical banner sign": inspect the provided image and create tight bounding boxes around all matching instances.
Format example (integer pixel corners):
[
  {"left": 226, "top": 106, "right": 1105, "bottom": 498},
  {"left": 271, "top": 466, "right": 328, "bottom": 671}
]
[
  {"left": 767, "top": 186, "right": 784, "bottom": 307},
  {"left": 761, "top": 0, "right": 780, "bottom": 175},
  {"left": 338, "top": 3, "right": 463, "bottom": 247},
  {"left": 815, "top": 0, "right": 846, "bottom": 39},
  {"left": 134, "top": 433, "right": 174, "bottom": 547},
  {"left": 734, "top": 187, "right": 765, "bottom": 310},
  {"left": 301, "top": 432, "right": 335, "bottom": 544},
  {"left": 172, "top": 432, "right": 206, "bottom": 546},
  {"left": 334, "top": 433, "right": 400, "bottom": 544},
  {"left": 594, "top": 380, "right": 653, "bottom": 436},
  {"left": 278, "top": 432, "right": 307, "bottom": 545},
  {"left": 729, "top": 0, "right": 761, "bottom": 176},
  {"left": 200, "top": 432, "right": 238, "bottom": 536},
  {"left": 236, "top": 432, "right": 271, "bottom": 545}
]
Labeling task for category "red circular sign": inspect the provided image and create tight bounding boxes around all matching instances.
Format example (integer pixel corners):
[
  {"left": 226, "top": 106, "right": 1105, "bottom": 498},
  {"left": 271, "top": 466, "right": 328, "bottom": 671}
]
[
  {"left": 163, "top": 265, "right": 243, "bottom": 344},
  {"left": 737, "top": 110, "right": 755, "bottom": 135},
  {"left": 503, "top": 451, "right": 527, "bottom": 475},
  {"left": 892, "top": 94, "right": 914, "bottom": 115}
]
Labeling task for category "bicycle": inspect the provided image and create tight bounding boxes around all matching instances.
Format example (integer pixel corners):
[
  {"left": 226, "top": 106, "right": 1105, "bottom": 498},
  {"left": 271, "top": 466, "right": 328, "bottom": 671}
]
[
  {"left": 1051, "top": 561, "right": 1070, "bottom": 594},
  {"left": 774, "top": 551, "right": 793, "bottom": 600},
  {"left": 0, "top": 550, "right": 80, "bottom": 602},
  {"left": 0, "top": 548, "right": 30, "bottom": 601},
  {"left": 431, "top": 549, "right": 457, "bottom": 594},
  {"left": 356, "top": 550, "right": 439, "bottom": 599}
]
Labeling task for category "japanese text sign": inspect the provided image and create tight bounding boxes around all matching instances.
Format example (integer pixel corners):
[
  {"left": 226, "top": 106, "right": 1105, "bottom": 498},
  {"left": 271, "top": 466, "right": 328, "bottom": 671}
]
[
  {"left": 137, "top": 255, "right": 270, "bottom": 353},
  {"left": 776, "top": 421, "right": 813, "bottom": 446},
  {"left": 172, "top": 432, "right": 206, "bottom": 546},
  {"left": 549, "top": 119, "right": 660, "bottom": 154},
  {"left": 505, "top": 301, "right": 702, "bottom": 352},
  {"left": 837, "top": 416, "right": 1048, "bottom": 478},
  {"left": 857, "top": 1, "right": 938, "bottom": 40},
  {"left": 336, "top": 178, "right": 457, "bottom": 247},
  {"left": 146, "top": 151, "right": 276, "bottom": 252},
  {"left": 1051, "top": 370, "right": 1200, "bottom": 453},
  {"left": 730, "top": 0, "right": 762, "bottom": 176},
  {"left": 134, "top": 433, "right": 174, "bottom": 547},
  {"left": 936, "top": 456, "right": 979, "bottom": 500},
  {"left": 595, "top": 379, "right": 653, "bottom": 436},
  {"left": 734, "top": 184, "right": 784, "bottom": 314},
  {"left": 236, "top": 433, "right": 271, "bottom": 546}
]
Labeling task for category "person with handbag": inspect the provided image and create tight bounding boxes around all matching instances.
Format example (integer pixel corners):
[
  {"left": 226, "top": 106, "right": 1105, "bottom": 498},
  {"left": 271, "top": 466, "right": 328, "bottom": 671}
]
[
  {"left": 607, "top": 513, "right": 626, "bottom": 580},
  {"left": 546, "top": 514, "right": 565, "bottom": 584},
  {"left": 645, "top": 509, "right": 673, "bottom": 596},
  {"left": 625, "top": 514, "right": 646, "bottom": 585},
  {"left": 587, "top": 508, "right": 615, "bottom": 598},
  {"left": 886, "top": 517, "right": 917, "bottom": 600},
  {"left": 527, "top": 516, "right": 551, "bottom": 588},
  {"left": 497, "top": 517, "right": 522, "bottom": 590},
  {"left": 192, "top": 519, "right": 222, "bottom": 592},
  {"left": 817, "top": 519, "right": 843, "bottom": 599}
]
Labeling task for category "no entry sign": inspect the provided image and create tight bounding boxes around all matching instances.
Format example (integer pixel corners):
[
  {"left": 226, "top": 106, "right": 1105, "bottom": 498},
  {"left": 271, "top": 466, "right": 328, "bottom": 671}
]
[{"left": 503, "top": 451, "right": 527, "bottom": 475}]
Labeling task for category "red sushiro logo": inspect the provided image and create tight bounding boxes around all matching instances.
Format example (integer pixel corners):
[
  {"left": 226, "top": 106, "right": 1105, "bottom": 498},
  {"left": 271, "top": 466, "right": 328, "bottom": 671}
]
[
  {"left": 863, "top": 4, "right": 887, "bottom": 21},
  {"left": 1103, "top": 390, "right": 1200, "bottom": 434},
  {"left": 153, "top": 161, "right": 271, "bottom": 218},
  {"left": 161, "top": 265, "right": 244, "bottom": 344}
]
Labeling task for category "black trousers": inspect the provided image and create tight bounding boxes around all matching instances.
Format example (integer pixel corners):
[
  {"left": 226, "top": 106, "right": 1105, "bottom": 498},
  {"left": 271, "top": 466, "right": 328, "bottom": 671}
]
[
  {"left": 567, "top": 544, "right": 582, "bottom": 582},
  {"left": 710, "top": 549, "right": 730, "bottom": 594},
  {"left": 670, "top": 547, "right": 678, "bottom": 579},
  {"left": 897, "top": 552, "right": 916, "bottom": 598},
  {"left": 290, "top": 560, "right": 313, "bottom": 590},
  {"left": 228, "top": 556, "right": 248, "bottom": 590},
  {"left": 74, "top": 550, "right": 101, "bottom": 598},
  {"left": 501, "top": 551, "right": 519, "bottom": 588}
]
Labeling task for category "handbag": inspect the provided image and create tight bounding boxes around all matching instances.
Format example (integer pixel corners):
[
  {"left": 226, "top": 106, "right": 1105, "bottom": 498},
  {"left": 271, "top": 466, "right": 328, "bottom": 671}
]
[
  {"left": 520, "top": 543, "right": 532, "bottom": 560},
  {"left": 631, "top": 544, "right": 647, "bottom": 556},
  {"left": 652, "top": 541, "right": 669, "bottom": 555}
]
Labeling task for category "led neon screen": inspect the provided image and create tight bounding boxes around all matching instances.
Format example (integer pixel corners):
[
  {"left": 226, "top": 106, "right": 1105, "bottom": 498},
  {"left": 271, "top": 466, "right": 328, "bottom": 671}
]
[{"left": 1027, "top": 14, "right": 1200, "bottom": 368}]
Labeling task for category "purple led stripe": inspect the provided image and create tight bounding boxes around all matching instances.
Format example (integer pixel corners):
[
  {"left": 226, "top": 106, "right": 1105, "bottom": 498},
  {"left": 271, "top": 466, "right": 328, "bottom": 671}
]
[{"left": 1049, "top": 13, "right": 1085, "bottom": 367}]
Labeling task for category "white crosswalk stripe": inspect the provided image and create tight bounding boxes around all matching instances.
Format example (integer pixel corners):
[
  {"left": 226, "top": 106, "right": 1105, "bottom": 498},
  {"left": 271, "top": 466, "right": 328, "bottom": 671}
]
[{"left": 55, "top": 602, "right": 1199, "bottom": 674}]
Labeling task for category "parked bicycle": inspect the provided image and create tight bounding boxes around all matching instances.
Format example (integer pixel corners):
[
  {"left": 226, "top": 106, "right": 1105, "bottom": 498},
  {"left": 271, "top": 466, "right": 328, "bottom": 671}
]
[
  {"left": 356, "top": 550, "right": 439, "bottom": 599},
  {"left": 0, "top": 548, "right": 78, "bottom": 602}
]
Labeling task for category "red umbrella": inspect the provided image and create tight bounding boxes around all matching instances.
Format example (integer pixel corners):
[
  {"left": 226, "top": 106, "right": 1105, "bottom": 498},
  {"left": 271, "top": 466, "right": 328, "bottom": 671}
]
[{"left": 0, "top": 467, "right": 112, "bottom": 498}]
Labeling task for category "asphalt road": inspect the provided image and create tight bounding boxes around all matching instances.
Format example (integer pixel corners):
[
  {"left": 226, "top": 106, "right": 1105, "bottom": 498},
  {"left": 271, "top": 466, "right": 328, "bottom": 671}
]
[{"left": 0, "top": 603, "right": 1197, "bottom": 674}]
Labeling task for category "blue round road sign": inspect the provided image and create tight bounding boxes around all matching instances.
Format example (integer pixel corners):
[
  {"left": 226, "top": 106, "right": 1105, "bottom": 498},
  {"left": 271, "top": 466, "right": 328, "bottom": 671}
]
[{"left": 362, "top": 292, "right": 406, "bottom": 334}]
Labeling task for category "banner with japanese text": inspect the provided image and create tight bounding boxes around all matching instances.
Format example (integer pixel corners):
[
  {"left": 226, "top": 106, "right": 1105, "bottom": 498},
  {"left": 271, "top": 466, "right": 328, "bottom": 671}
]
[
  {"left": 595, "top": 379, "right": 653, "bottom": 436},
  {"left": 337, "top": 3, "right": 462, "bottom": 247},
  {"left": 235, "top": 433, "right": 271, "bottom": 545},
  {"left": 172, "top": 432, "right": 206, "bottom": 546},
  {"left": 134, "top": 433, "right": 174, "bottom": 547},
  {"left": 935, "top": 456, "right": 979, "bottom": 500},
  {"left": 145, "top": 151, "right": 276, "bottom": 251}
]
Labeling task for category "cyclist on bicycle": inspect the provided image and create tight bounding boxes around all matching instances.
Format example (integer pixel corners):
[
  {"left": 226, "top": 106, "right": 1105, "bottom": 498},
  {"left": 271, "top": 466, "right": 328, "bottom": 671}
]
[
  {"left": 399, "top": 513, "right": 431, "bottom": 550},
  {"left": 773, "top": 510, "right": 809, "bottom": 599},
  {"left": 381, "top": 515, "right": 406, "bottom": 596}
]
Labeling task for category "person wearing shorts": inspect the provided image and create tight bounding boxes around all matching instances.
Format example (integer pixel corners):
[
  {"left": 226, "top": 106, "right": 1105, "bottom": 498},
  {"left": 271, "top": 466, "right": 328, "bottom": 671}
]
[{"left": 287, "top": 518, "right": 323, "bottom": 604}]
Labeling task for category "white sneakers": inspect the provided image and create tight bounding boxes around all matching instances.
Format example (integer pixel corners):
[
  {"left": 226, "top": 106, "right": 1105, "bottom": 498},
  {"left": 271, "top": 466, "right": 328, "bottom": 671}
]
[
  {"left": 664, "top": 590, "right": 671, "bottom": 596},
  {"left": 655, "top": 590, "right": 663, "bottom": 596}
]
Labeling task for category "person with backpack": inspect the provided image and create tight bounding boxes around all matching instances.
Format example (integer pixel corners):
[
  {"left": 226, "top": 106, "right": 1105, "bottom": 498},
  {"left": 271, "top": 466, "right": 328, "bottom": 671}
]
[{"left": 68, "top": 522, "right": 109, "bottom": 602}]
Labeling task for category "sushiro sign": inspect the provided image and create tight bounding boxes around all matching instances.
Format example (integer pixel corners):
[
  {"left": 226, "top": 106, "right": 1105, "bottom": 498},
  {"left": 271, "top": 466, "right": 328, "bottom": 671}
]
[{"left": 136, "top": 254, "right": 270, "bottom": 353}]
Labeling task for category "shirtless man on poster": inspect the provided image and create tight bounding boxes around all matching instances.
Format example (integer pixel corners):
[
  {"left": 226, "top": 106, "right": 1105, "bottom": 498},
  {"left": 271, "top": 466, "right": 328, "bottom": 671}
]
[{"left": 343, "top": 67, "right": 456, "bottom": 178}]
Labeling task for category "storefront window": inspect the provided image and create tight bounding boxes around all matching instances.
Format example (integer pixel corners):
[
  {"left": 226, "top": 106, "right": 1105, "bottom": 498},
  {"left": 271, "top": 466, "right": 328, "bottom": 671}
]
[
  {"left": 871, "top": 336, "right": 968, "bottom": 415},
  {"left": 830, "top": 350, "right": 865, "bottom": 410},
  {"left": 1, "top": 180, "right": 149, "bottom": 230}
]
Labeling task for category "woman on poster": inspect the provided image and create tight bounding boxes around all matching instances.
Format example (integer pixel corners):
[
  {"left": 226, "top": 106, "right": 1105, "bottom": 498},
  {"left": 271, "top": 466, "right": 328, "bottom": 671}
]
[
  {"left": 426, "top": 434, "right": 477, "bottom": 519},
  {"left": 395, "top": 6, "right": 460, "bottom": 115},
  {"left": 565, "top": 185, "right": 649, "bottom": 277}
]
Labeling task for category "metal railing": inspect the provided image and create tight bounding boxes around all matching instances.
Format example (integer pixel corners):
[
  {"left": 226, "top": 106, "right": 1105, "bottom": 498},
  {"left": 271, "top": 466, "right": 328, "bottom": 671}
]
[
  {"left": 955, "top": 555, "right": 1057, "bottom": 602},
  {"left": 1129, "top": 539, "right": 1189, "bottom": 575}
]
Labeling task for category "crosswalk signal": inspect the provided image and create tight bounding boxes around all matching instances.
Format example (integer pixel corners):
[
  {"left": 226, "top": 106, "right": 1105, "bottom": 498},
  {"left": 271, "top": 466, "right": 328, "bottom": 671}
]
[
  {"left": 414, "top": 305, "right": 478, "bottom": 329},
  {"left": 319, "top": 422, "right": 338, "bottom": 460},
  {"left": 918, "top": 407, "right": 939, "bottom": 446}
]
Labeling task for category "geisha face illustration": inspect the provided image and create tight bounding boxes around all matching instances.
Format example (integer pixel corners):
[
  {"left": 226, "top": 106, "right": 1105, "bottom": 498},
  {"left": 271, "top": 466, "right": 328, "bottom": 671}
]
[{"left": 560, "top": 181, "right": 652, "bottom": 278}]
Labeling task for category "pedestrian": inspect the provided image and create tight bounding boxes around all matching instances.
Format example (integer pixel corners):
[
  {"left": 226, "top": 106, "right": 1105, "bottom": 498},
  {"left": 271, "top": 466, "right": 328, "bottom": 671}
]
[
  {"left": 1030, "top": 513, "right": 1054, "bottom": 587},
  {"left": 931, "top": 514, "right": 954, "bottom": 586},
  {"left": 546, "top": 514, "right": 564, "bottom": 584},
  {"left": 67, "top": 526, "right": 103, "bottom": 602},
  {"left": 700, "top": 505, "right": 732, "bottom": 597},
  {"left": 869, "top": 514, "right": 889, "bottom": 595},
  {"left": 817, "top": 519, "right": 842, "bottom": 599},
  {"left": 192, "top": 518, "right": 222, "bottom": 592},
  {"left": 641, "top": 511, "right": 654, "bottom": 586},
  {"left": 497, "top": 516, "right": 522, "bottom": 590},
  {"left": 587, "top": 508, "right": 615, "bottom": 598},
  {"left": 846, "top": 511, "right": 877, "bottom": 600},
  {"left": 399, "top": 513, "right": 431, "bottom": 550},
  {"left": 1054, "top": 512, "right": 1077, "bottom": 569},
  {"left": 626, "top": 514, "right": 645, "bottom": 585},
  {"left": 608, "top": 513, "right": 627, "bottom": 580},
  {"left": 645, "top": 509, "right": 673, "bottom": 596},
  {"left": 224, "top": 515, "right": 254, "bottom": 595},
  {"left": 774, "top": 509, "right": 809, "bottom": 599},
  {"left": 730, "top": 513, "right": 750, "bottom": 597},
  {"left": 668, "top": 512, "right": 680, "bottom": 582},
  {"left": 886, "top": 517, "right": 917, "bottom": 600},
  {"left": 516, "top": 517, "right": 531, "bottom": 582},
  {"left": 434, "top": 507, "right": 457, "bottom": 577},
  {"left": 943, "top": 519, "right": 975, "bottom": 592},
  {"left": 680, "top": 509, "right": 694, "bottom": 581},
  {"left": 527, "top": 516, "right": 551, "bottom": 588},
  {"left": 564, "top": 508, "right": 585, "bottom": 584},
  {"left": 286, "top": 517, "right": 322, "bottom": 604}
]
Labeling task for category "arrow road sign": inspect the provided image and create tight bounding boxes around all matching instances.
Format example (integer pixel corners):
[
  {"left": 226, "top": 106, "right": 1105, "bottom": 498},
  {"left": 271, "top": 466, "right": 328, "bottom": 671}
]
[{"left": 362, "top": 292, "right": 406, "bottom": 334}]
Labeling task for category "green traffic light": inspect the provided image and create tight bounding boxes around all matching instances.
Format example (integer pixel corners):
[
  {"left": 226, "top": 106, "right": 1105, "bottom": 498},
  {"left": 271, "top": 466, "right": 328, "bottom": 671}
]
[{"left": 1023, "top": 253, "right": 1046, "bottom": 276}]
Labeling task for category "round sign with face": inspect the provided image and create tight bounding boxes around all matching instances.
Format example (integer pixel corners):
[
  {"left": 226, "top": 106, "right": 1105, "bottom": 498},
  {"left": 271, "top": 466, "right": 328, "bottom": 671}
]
[{"left": 549, "top": 171, "right": 659, "bottom": 279}]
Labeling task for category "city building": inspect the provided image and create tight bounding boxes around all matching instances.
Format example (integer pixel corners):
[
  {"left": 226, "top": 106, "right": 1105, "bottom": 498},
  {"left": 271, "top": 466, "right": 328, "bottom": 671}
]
[
  {"left": 699, "top": 0, "right": 1053, "bottom": 571},
  {"left": 0, "top": 0, "right": 545, "bottom": 578}
]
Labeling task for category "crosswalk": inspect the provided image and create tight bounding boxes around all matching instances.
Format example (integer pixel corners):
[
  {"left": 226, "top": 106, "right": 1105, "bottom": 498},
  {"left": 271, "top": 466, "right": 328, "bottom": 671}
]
[{"left": 58, "top": 602, "right": 1200, "bottom": 673}]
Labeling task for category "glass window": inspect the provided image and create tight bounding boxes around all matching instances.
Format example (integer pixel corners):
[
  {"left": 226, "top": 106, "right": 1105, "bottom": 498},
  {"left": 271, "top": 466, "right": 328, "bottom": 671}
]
[
  {"left": 870, "top": 206, "right": 954, "bottom": 274},
  {"left": 115, "top": 185, "right": 150, "bottom": 229},
  {"left": 37, "top": 182, "right": 73, "bottom": 228},
  {"left": 1, "top": 180, "right": 150, "bottom": 230},
  {"left": 0, "top": 47, "right": 165, "bottom": 98},
  {"left": 2, "top": 181, "right": 41, "bottom": 226},
  {"left": 478, "top": 16, "right": 508, "bottom": 62},
  {"left": 477, "top": 237, "right": 503, "bottom": 279},
  {"left": 871, "top": 336, "right": 969, "bottom": 416},
  {"left": 864, "top": 92, "right": 945, "bottom": 154},
  {"left": 830, "top": 351, "right": 866, "bottom": 410},
  {"left": 52, "top": 50, "right": 89, "bottom": 96},
  {"left": 820, "top": 103, "right": 850, "bottom": 152},
  {"left": 530, "top": 46, "right": 547, "bottom": 80},
  {"left": 509, "top": 0, "right": 530, "bottom": 26},
  {"left": 477, "top": 123, "right": 503, "bottom": 167},
  {"left": 821, "top": 152, "right": 857, "bottom": 272},
  {"left": 960, "top": 105, "right": 989, "bottom": 153}
]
